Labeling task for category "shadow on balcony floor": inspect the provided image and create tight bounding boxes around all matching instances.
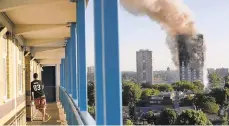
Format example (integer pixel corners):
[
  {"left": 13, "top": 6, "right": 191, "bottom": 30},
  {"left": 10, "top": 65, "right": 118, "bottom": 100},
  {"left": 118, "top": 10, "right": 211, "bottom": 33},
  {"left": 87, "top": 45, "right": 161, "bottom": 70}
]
[{"left": 27, "top": 102, "right": 67, "bottom": 125}]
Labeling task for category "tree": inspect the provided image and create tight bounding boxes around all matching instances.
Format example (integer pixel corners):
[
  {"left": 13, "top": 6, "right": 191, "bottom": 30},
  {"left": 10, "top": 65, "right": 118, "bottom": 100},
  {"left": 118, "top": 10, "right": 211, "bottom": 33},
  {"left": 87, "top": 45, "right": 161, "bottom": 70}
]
[
  {"left": 176, "top": 109, "right": 212, "bottom": 125},
  {"left": 221, "top": 112, "right": 228, "bottom": 125},
  {"left": 193, "top": 81, "right": 204, "bottom": 92},
  {"left": 143, "top": 111, "right": 156, "bottom": 125},
  {"left": 141, "top": 89, "right": 160, "bottom": 100},
  {"left": 152, "top": 84, "right": 174, "bottom": 92},
  {"left": 88, "top": 106, "right": 95, "bottom": 118},
  {"left": 88, "top": 82, "right": 95, "bottom": 106},
  {"left": 125, "top": 119, "right": 133, "bottom": 125},
  {"left": 202, "top": 101, "right": 219, "bottom": 114},
  {"left": 208, "top": 72, "right": 221, "bottom": 88},
  {"left": 141, "top": 83, "right": 153, "bottom": 89},
  {"left": 172, "top": 81, "right": 197, "bottom": 93},
  {"left": 141, "top": 89, "right": 153, "bottom": 100},
  {"left": 194, "top": 94, "right": 219, "bottom": 114},
  {"left": 128, "top": 102, "right": 135, "bottom": 120},
  {"left": 152, "top": 89, "right": 160, "bottom": 96},
  {"left": 158, "top": 108, "right": 177, "bottom": 125},
  {"left": 210, "top": 88, "right": 228, "bottom": 106},
  {"left": 123, "top": 81, "right": 142, "bottom": 106},
  {"left": 224, "top": 76, "right": 229, "bottom": 89}
]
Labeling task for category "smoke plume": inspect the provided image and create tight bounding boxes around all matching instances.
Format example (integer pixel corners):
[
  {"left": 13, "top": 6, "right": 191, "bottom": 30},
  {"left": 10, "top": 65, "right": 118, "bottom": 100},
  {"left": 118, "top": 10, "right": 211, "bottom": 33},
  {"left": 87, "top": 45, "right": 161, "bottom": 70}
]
[
  {"left": 120, "top": 0, "right": 196, "bottom": 35},
  {"left": 120, "top": 0, "right": 205, "bottom": 69}
]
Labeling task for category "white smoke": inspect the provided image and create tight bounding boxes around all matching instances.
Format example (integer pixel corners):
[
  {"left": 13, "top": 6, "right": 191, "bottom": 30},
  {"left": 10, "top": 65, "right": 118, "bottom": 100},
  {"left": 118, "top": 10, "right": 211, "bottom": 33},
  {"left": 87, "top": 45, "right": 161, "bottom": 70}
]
[
  {"left": 120, "top": 0, "right": 196, "bottom": 36},
  {"left": 203, "top": 67, "right": 208, "bottom": 88}
]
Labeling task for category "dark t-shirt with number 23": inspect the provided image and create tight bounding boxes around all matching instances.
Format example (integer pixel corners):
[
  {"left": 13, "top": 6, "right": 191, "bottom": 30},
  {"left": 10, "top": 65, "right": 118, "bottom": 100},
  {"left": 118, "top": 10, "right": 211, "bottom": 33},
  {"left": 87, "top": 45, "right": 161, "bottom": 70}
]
[{"left": 31, "top": 80, "right": 45, "bottom": 99}]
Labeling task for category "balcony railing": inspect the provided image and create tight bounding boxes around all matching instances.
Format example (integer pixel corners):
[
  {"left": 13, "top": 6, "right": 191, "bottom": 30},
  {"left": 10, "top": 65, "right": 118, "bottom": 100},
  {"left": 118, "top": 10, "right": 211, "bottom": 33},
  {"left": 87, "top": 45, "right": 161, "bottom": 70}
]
[{"left": 59, "top": 86, "right": 95, "bottom": 125}]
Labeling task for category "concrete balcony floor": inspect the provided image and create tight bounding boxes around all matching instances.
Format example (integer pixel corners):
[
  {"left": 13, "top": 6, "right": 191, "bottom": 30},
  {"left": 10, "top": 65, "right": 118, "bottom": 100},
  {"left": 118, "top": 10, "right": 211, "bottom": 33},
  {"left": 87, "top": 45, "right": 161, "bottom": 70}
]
[{"left": 27, "top": 102, "right": 67, "bottom": 125}]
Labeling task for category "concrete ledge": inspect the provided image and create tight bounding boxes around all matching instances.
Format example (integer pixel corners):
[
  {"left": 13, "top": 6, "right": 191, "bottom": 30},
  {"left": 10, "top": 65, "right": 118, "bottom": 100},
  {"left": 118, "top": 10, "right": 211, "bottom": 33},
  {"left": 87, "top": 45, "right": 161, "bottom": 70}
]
[
  {"left": 72, "top": 100, "right": 96, "bottom": 125},
  {"left": 60, "top": 87, "right": 96, "bottom": 125},
  {"left": 61, "top": 87, "right": 83, "bottom": 125},
  {"left": 79, "top": 111, "right": 96, "bottom": 125}
]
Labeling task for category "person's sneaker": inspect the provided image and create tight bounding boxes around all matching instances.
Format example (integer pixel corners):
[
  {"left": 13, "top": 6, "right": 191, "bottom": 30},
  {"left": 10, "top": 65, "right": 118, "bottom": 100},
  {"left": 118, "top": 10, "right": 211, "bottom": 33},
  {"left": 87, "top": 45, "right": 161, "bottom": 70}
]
[{"left": 44, "top": 115, "right": 51, "bottom": 122}]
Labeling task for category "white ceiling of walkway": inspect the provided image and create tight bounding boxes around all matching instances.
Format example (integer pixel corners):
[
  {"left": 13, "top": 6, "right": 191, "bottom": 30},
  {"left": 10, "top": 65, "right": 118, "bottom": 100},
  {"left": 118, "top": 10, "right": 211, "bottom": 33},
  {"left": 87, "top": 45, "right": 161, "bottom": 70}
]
[{"left": 0, "top": 0, "right": 80, "bottom": 65}]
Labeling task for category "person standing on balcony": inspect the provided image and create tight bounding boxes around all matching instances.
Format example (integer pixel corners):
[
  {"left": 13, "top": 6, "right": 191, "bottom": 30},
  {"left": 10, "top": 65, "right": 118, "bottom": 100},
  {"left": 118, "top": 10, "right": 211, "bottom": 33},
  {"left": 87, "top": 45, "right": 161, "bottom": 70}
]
[{"left": 31, "top": 73, "right": 51, "bottom": 122}]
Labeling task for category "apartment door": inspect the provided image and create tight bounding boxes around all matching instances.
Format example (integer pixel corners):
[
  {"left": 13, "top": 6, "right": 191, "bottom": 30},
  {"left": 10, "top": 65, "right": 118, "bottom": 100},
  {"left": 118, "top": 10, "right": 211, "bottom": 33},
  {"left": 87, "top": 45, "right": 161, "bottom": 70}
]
[{"left": 42, "top": 66, "right": 56, "bottom": 102}]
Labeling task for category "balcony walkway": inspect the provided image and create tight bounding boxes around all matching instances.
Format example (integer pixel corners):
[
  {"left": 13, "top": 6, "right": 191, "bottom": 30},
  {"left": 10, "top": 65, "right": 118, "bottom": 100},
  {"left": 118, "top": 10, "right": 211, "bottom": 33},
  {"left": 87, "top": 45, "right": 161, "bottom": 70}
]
[{"left": 27, "top": 102, "right": 67, "bottom": 125}]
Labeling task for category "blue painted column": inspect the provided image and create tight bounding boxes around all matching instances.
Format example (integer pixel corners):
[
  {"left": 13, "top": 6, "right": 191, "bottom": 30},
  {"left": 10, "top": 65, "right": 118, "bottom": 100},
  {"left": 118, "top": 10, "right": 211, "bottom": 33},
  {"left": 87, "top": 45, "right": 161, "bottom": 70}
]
[
  {"left": 94, "top": 0, "right": 122, "bottom": 124},
  {"left": 65, "top": 40, "right": 68, "bottom": 91},
  {"left": 67, "top": 38, "right": 72, "bottom": 94},
  {"left": 61, "top": 59, "right": 65, "bottom": 88},
  {"left": 93, "top": 0, "right": 104, "bottom": 124},
  {"left": 60, "top": 61, "right": 63, "bottom": 101},
  {"left": 69, "top": 38, "right": 73, "bottom": 96},
  {"left": 60, "top": 61, "right": 63, "bottom": 87},
  {"left": 63, "top": 58, "right": 65, "bottom": 89},
  {"left": 71, "top": 23, "right": 78, "bottom": 100},
  {"left": 77, "top": 0, "right": 87, "bottom": 111},
  {"left": 61, "top": 63, "right": 63, "bottom": 88}
]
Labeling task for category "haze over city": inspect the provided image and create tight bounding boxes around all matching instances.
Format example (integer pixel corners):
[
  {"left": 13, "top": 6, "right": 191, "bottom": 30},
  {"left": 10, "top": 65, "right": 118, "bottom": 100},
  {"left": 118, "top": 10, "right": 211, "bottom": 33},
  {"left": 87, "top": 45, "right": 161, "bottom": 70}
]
[{"left": 85, "top": 0, "right": 229, "bottom": 71}]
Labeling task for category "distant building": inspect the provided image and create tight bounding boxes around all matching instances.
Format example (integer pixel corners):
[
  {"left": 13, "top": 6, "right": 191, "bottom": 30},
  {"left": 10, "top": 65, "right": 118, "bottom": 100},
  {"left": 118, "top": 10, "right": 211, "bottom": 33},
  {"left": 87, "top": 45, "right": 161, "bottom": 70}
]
[
  {"left": 122, "top": 71, "right": 137, "bottom": 82},
  {"left": 215, "top": 68, "right": 229, "bottom": 78},
  {"left": 134, "top": 92, "right": 196, "bottom": 119},
  {"left": 207, "top": 68, "right": 229, "bottom": 87},
  {"left": 177, "top": 34, "right": 204, "bottom": 83},
  {"left": 87, "top": 66, "right": 95, "bottom": 74},
  {"left": 136, "top": 49, "right": 153, "bottom": 85},
  {"left": 166, "top": 67, "right": 180, "bottom": 84},
  {"left": 87, "top": 66, "right": 95, "bottom": 82},
  {"left": 153, "top": 68, "right": 179, "bottom": 84},
  {"left": 207, "top": 68, "right": 215, "bottom": 75},
  {"left": 136, "top": 92, "right": 176, "bottom": 107},
  {"left": 153, "top": 70, "right": 167, "bottom": 84},
  {"left": 134, "top": 92, "right": 176, "bottom": 118}
]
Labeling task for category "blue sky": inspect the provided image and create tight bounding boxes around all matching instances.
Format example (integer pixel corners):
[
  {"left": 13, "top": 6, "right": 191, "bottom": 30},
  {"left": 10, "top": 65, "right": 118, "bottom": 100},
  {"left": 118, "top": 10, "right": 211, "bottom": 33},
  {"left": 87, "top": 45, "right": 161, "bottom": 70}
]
[{"left": 85, "top": 0, "right": 229, "bottom": 71}]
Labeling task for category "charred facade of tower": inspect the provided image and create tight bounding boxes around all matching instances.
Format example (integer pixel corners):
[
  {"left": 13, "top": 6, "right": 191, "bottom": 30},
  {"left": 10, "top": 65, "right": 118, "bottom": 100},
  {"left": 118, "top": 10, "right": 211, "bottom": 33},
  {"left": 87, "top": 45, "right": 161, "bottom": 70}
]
[{"left": 177, "top": 34, "right": 204, "bottom": 82}]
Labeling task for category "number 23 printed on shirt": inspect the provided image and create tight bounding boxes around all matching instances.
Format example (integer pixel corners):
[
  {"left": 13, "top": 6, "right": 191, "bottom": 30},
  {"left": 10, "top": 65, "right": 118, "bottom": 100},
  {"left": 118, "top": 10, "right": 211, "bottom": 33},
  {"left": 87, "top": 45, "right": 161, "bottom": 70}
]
[{"left": 33, "top": 84, "right": 41, "bottom": 91}]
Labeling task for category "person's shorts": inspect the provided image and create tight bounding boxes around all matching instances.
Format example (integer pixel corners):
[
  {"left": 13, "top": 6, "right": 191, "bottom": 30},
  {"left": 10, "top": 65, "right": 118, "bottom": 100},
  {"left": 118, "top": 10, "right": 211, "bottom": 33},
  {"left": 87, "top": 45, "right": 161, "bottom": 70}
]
[{"left": 34, "top": 96, "right": 46, "bottom": 109}]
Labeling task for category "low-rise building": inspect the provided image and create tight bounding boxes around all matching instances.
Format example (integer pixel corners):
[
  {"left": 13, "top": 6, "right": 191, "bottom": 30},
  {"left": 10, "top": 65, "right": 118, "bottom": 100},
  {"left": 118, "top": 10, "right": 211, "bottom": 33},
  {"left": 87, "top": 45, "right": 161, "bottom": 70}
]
[
  {"left": 134, "top": 92, "right": 176, "bottom": 117},
  {"left": 87, "top": 66, "right": 95, "bottom": 82}
]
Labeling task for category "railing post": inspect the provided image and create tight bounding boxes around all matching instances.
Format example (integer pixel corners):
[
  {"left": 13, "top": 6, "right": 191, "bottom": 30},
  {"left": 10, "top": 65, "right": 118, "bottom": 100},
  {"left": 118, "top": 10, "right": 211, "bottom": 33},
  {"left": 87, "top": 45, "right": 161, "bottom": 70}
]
[
  {"left": 94, "top": 0, "right": 122, "bottom": 124},
  {"left": 71, "top": 23, "right": 78, "bottom": 101},
  {"left": 76, "top": 0, "right": 87, "bottom": 111},
  {"left": 94, "top": 0, "right": 105, "bottom": 124}
]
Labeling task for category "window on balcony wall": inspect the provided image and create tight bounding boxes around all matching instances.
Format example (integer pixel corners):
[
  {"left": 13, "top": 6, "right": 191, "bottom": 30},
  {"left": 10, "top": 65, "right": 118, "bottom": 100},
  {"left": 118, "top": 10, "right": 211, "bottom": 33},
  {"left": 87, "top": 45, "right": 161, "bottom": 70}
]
[
  {"left": 12, "top": 41, "right": 17, "bottom": 98},
  {"left": 18, "top": 49, "right": 23, "bottom": 95},
  {"left": 1, "top": 36, "right": 8, "bottom": 100}
]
